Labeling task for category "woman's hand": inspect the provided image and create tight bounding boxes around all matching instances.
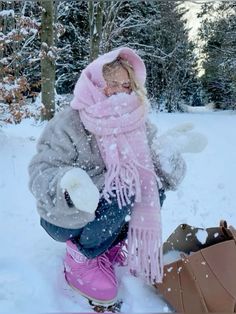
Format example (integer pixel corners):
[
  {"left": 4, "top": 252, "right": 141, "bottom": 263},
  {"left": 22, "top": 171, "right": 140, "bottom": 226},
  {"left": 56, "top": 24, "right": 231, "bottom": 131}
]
[{"left": 153, "top": 123, "right": 208, "bottom": 154}]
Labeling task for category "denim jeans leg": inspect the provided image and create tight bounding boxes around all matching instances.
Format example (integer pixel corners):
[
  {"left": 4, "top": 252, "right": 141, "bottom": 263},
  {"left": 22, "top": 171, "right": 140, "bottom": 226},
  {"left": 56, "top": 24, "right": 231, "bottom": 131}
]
[
  {"left": 40, "top": 218, "right": 83, "bottom": 242},
  {"left": 40, "top": 189, "right": 164, "bottom": 259},
  {"left": 75, "top": 195, "right": 134, "bottom": 258},
  {"left": 40, "top": 194, "right": 134, "bottom": 258}
]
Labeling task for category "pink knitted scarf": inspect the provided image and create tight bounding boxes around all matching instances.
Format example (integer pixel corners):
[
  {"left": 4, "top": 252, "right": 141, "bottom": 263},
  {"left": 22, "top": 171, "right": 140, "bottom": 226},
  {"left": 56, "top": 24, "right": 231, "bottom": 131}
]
[{"left": 71, "top": 48, "right": 163, "bottom": 284}]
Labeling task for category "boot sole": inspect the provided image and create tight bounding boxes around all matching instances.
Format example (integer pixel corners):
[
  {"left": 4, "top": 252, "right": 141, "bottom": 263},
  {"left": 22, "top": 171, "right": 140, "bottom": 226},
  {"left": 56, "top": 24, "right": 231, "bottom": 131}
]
[{"left": 65, "top": 273, "right": 117, "bottom": 306}]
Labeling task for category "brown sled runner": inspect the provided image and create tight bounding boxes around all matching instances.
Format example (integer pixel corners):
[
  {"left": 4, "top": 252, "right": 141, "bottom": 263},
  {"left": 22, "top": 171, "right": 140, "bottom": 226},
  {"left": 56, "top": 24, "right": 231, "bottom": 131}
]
[{"left": 154, "top": 220, "right": 236, "bottom": 313}]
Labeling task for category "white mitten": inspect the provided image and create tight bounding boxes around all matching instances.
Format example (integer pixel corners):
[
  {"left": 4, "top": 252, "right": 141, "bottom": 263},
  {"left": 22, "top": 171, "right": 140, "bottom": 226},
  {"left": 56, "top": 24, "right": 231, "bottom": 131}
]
[
  {"left": 60, "top": 168, "right": 100, "bottom": 214},
  {"left": 154, "top": 123, "right": 208, "bottom": 154}
]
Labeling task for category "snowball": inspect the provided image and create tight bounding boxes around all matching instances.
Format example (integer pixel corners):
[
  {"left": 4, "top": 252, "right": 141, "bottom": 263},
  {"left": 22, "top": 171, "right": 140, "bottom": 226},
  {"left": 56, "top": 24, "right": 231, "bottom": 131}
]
[
  {"left": 177, "top": 267, "right": 182, "bottom": 273},
  {"left": 125, "top": 215, "right": 131, "bottom": 222},
  {"left": 163, "top": 305, "right": 170, "bottom": 312}
]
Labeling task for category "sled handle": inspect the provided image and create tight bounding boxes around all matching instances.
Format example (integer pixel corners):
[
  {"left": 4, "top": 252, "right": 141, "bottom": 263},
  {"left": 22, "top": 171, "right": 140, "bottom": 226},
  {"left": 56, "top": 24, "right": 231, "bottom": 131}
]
[
  {"left": 220, "top": 220, "right": 227, "bottom": 228},
  {"left": 219, "top": 220, "right": 235, "bottom": 240}
]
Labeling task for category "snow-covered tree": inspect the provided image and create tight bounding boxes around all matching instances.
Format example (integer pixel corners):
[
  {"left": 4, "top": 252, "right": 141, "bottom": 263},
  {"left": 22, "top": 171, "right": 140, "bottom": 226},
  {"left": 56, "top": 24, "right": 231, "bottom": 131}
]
[
  {"left": 55, "top": 1, "right": 90, "bottom": 94},
  {"left": 88, "top": 0, "right": 104, "bottom": 61},
  {"left": 0, "top": 0, "right": 202, "bottom": 122},
  {"left": 0, "top": 1, "right": 41, "bottom": 123},
  {"left": 50, "top": 0, "right": 200, "bottom": 112},
  {"left": 153, "top": 1, "right": 200, "bottom": 112},
  {"left": 199, "top": 2, "right": 236, "bottom": 110},
  {"left": 102, "top": 1, "right": 200, "bottom": 112}
]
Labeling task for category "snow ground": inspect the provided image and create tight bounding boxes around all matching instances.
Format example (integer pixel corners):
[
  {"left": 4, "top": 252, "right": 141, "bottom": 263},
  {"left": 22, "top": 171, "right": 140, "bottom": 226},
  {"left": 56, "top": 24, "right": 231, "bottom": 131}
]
[{"left": 0, "top": 110, "right": 236, "bottom": 313}]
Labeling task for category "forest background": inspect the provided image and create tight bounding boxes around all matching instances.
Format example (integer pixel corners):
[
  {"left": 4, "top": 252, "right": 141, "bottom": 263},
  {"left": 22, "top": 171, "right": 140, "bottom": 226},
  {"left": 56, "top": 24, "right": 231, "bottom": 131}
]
[{"left": 1, "top": 0, "right": 236, "bottom": 123}]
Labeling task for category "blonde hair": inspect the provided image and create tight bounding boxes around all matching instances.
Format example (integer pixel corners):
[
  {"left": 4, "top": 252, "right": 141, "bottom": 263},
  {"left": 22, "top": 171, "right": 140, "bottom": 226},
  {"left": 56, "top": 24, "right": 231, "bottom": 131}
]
[{"left": 103, "top": 58, "right": 149, "bottom": 106}]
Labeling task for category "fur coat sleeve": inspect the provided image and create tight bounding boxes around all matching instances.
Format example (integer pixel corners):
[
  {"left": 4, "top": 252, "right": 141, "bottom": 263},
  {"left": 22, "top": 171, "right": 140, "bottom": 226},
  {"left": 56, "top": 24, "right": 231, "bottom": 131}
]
[{"left": 28, "top": 107, "right": 106, "bottom": 229}]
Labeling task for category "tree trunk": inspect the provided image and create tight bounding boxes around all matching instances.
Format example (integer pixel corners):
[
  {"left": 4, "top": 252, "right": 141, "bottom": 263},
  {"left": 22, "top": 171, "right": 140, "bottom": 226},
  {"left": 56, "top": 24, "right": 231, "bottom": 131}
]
[
  {"left": 89, "top": 0, "right": 104, "bottom": 62},
  {"left": 40, "top": 0, "right": 55, "bottom": 120}
]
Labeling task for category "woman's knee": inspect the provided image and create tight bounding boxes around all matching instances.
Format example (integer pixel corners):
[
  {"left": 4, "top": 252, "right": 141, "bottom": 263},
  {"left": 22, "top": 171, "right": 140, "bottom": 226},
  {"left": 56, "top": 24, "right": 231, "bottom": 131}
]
[{"left": 40, "top": 218, "right": 82, "bottom": 242}]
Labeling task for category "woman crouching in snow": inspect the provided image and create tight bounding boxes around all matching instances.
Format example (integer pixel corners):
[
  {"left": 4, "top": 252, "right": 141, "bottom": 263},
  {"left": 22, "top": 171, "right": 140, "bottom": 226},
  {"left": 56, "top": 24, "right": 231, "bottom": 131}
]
[{"left": 28, "top": 47, "right": 186, "bottom": 305}]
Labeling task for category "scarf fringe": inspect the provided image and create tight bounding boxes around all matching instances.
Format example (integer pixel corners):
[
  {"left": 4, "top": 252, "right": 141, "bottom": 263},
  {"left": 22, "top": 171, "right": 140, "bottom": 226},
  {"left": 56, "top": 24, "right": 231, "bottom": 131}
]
[
  {"left": 103, "top": 161, "right": 142, "bottom": 208},
  {"left": 128, "top": 226, "right": 163, "bottom": 285}
]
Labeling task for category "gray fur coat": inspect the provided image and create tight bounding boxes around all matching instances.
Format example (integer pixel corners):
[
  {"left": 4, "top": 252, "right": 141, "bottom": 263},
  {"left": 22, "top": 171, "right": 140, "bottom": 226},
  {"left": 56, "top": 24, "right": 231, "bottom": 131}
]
[{"left": 28, "top": 107, "right": 186, "bottom": 229}]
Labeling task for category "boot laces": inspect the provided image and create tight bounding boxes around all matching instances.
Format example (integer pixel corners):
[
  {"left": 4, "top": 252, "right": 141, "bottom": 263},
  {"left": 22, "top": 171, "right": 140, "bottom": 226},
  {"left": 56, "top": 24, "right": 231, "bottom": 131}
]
[
  {"left": 96, "top": 255, "right": 117, "bottom": 285},
  {"left": 109, "top": 242, "right": 128, "bottom": 266},
  {"left": 68, "top": 252, "right": 117, "bottom": 286}
]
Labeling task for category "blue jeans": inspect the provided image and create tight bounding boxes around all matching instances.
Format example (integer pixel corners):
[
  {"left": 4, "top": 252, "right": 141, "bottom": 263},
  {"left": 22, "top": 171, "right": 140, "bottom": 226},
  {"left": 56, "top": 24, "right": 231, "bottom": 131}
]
[{"left": 40, "top": 189, "right": 166, "bottom": 258}]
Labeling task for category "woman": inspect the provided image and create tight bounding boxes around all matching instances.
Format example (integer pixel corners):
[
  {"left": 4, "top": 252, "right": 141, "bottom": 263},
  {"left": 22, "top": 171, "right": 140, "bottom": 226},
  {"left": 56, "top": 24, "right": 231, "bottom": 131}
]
[{"left": 28, "top": 47, "right": 186, "bottom": 305}]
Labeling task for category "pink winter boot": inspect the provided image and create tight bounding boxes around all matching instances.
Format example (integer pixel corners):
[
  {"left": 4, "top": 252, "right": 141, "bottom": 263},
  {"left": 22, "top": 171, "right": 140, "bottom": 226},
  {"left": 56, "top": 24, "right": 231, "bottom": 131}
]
[{"left": 64, "top": 240, "right": 118, "bottom": 304}]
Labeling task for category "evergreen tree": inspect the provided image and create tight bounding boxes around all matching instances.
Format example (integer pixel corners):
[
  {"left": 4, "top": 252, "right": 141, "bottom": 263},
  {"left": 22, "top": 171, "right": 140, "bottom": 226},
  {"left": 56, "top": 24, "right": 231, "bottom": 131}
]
[
  {"left": 55, "top": 1, "right": 90, "bottom": 94},
  {"left": 106, "top": 1, "right": 200, "bottom": 111},
  {"left": 55, "top": 0, "right": 200, "bottom": 112},
  {"left": 0, "top": 0, "right": 201, "bottom": 120},
  {"left": 199, "top": 2, "right": 236, "bottom": 109},
  {"left": 146, "top": 1, "right": 199, "bottom": 111}
]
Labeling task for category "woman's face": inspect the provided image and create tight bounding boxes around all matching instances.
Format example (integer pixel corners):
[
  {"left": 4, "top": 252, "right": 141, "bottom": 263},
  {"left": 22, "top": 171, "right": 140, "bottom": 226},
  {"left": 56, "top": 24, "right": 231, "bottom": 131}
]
[{"left": 103, "top": 66, "right": 132, "bottom": 97}]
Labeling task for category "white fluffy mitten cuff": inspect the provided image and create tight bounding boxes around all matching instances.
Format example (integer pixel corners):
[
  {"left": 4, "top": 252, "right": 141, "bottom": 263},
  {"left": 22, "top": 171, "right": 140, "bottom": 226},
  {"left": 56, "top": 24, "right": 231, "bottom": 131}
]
[
  {"left": 60, "top": 168, "right": 100, "bottom": 214},
  {"left": 154, "top": 123, "right": 208, "bottom": 154}
]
